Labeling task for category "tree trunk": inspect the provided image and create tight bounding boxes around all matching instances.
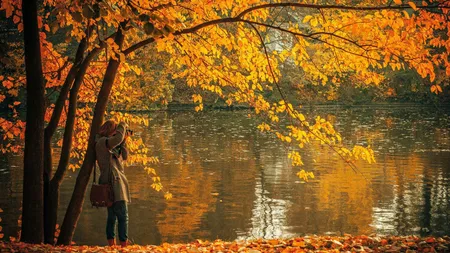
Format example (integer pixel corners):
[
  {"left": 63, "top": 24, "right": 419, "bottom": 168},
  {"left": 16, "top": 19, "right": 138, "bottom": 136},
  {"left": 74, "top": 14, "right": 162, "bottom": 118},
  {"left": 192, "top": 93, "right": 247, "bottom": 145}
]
[
  {"left": 45, "top": 49, "right": 100, "bottom": 244},
  {"left": 21, "top": 0, "right": 46, "bottom": 244},
  {"left": 43, "top": 31, "right": 91, "bottom": 244},
  {"left": 45, "top": 183, "right": 59, "bottom": 244},
  {"left": 43, "top": 26, "right": 91, "bottom": 180},
  {"left": 43, "top": 27, "right": 108, "bottom": 244},
  {"left": 43, "top": 67, "right": 75, "bottom": 244},
  {"left": 57, "top": 24, "right": 126, "bottom": 245}
]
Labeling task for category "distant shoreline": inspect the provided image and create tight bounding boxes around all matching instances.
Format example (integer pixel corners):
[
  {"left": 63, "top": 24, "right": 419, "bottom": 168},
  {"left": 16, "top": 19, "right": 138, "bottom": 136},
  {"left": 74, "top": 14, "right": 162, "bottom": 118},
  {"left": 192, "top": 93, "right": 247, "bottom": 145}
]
[{"left": 123, "top": 101, "right": 450, "bottom": 113}]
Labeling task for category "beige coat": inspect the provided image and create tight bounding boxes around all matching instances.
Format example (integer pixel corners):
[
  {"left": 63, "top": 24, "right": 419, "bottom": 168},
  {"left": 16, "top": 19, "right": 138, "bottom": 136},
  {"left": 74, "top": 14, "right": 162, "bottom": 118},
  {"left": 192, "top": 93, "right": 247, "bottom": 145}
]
[{"left": 95, "top": 122, "right": 131, "bottom": 203}]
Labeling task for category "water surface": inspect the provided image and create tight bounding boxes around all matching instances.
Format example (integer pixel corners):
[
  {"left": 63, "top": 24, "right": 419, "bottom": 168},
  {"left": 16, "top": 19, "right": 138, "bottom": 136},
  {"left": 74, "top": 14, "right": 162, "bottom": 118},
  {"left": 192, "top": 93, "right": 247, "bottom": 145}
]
[{"left": 0, "top": 107, "right": 449, "bottom": 245}]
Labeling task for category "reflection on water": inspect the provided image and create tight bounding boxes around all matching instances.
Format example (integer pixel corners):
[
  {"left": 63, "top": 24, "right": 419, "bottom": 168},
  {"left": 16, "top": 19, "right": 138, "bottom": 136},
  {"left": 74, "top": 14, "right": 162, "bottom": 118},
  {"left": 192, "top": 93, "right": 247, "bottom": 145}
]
[{"left": 0, "top": 107, "right": 449, "bottom": 245}]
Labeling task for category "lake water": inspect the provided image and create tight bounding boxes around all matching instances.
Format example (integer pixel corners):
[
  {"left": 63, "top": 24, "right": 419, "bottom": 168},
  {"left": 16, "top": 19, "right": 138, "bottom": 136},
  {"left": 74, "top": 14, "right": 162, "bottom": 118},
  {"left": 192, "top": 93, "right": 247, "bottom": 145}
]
[{"left": 0, "top": 107, "right": 449, "bottom": 245}]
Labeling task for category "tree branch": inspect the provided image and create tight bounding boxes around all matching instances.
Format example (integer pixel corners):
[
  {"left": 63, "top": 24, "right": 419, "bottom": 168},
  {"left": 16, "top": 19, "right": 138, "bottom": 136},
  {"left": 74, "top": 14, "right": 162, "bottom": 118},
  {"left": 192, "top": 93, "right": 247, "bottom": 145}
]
[
  {"left": 235, "top": 2, "right": 448, "bottom": 19},
  {"left": 242, "top": 19, "right": 370, "bottom": 50},
  {"left": 129, "top": 0, "right": 174, "bottom": 12},
  {"left": 124, "top": 2, "right": 444, "bottom": 55},
  {"left": 51, "top": 46, "right": 102, "bottom": 186}
]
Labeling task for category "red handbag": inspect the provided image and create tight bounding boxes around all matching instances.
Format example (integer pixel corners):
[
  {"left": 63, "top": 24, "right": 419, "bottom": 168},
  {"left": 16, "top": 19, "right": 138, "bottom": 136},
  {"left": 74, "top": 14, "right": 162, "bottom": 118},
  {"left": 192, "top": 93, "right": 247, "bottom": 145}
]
[{"left": 90, "top": 182, "right": 113, "bottom": 208}]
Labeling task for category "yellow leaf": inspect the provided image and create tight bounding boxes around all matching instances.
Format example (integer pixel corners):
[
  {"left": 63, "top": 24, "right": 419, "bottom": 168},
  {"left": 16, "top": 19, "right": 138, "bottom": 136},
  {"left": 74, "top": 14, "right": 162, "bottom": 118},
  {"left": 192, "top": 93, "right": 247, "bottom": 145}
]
[
  {"left": 408, "top": 1, "right": 417, "bottom": 10},
  {"left": 303, "top": 15, "right": 313, "bottom": 23},
  {"left": 298, "top": 113, "right": 305, "bottom": 121},
  {"left": 164, "top": 192, "right": 173, "bottom": 200},
  {"left": 192, "top": 94, "right": 202, "bottom": 103},
  {"left": 394, "top": 0, "right": 402, "bottom": 4},
  {"left": 195, "top": 104, "right": 203, "bottom": 112}
]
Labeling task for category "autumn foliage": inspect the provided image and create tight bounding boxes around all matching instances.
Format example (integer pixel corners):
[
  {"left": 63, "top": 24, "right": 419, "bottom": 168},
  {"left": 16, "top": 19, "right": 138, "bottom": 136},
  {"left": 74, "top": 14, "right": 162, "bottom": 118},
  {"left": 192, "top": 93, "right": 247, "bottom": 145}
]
[
  {"left": 1, "top": 0, "right": 449, "bottom": 176},
  {"left": 1, "top": 0, "right": 450, "bottom": 245},
  {"left": 1, "top": 235, "right": 450, "bottom": 252}
]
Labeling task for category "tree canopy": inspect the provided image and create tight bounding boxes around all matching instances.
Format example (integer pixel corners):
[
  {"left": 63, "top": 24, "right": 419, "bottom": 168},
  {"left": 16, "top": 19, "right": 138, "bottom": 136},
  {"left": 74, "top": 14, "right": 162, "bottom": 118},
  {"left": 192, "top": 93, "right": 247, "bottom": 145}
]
[{"left": 0, "top": 0, "right": 449, "bottom": 245}]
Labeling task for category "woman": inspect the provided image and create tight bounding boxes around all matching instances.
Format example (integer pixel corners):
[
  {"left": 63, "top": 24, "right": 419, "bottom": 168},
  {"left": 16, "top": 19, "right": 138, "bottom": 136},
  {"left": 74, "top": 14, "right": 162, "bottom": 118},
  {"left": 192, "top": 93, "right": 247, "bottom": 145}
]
[{"left": 96, "top": 120, "right": 131, "bottom": 247}]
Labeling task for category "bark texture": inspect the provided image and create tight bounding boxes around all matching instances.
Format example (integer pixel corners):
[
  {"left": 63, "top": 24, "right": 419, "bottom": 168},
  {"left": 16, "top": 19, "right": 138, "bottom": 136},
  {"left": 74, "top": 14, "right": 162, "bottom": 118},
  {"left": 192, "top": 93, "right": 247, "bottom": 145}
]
[{"left": 21, "top": 0, "right": 46, "bottom": 244}]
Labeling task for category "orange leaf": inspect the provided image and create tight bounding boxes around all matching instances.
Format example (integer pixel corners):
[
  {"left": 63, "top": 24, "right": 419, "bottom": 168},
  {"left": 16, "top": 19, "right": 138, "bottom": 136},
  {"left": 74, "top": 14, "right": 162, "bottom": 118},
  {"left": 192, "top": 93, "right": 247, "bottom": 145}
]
[
  {"left": 408, "top": 1, "right": 418, "bottom": 10},
  {"left": 426, "top": 237, "right": 436, "bottom": 243},
  {"left": 268, "top": 239, "right": 279, "bottom": 245},
  {"left": 2, "top": 80, "right": 14, "bottom": 89},
  {"left": 430, "top": 85, "right": 436, "bottom": 93},
  {"left": 292, "top": 241, "right": 306, "bottom": 247}
]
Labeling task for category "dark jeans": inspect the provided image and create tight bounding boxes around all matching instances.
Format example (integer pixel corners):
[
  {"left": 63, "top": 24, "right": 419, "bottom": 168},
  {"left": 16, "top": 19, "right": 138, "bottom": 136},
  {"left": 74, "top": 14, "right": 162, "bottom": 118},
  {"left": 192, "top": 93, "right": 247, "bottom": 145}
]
[{"left": 106, "top": 200, "right": 128, "bottom": 242}]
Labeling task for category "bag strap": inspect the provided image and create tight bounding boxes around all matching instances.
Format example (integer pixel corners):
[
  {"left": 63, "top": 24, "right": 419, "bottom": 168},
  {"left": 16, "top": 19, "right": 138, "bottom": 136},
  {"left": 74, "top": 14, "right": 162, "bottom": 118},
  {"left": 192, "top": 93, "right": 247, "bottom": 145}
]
[
  {"left": 92, "top": 138, "right": 111, "bottom": 185},
  {"left": 93, "top": 160, "right": 97, "bottom": 184},
  {"left": 105, "top": 138, "right": 113, "bottom": 185}
]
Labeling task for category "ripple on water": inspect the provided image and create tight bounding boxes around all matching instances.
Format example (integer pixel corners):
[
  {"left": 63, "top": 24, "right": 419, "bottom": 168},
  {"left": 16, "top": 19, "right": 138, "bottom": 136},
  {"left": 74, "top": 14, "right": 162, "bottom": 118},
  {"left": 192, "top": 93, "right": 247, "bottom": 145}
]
[{"left": 1, "top": 109, "right": 450, "bottom": 245}]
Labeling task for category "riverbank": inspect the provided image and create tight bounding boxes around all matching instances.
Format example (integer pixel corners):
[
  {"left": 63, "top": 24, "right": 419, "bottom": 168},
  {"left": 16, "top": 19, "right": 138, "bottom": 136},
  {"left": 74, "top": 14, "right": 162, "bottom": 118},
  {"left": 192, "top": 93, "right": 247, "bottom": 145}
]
[
  {"left": 1, "top": 235, "right": 449, "bottom": 252},
  {"left": 125, "top": 101, "right": 450, "bottom": 113}
]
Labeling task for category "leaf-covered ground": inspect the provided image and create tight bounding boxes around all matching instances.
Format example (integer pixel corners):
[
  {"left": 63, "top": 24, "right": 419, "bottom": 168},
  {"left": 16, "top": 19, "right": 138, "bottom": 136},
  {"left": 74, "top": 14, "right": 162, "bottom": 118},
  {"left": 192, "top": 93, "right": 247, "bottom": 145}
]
[{"left": 1, "top": 235, "right": 449, "bottom": 252}]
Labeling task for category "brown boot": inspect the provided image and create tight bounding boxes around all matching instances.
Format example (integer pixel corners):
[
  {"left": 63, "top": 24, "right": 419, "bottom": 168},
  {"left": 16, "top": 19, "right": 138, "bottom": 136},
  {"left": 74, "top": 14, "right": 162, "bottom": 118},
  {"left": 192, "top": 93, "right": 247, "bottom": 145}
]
[
  {"left": 120, "top": 240, "right": 128, "bottom": 247},
  {"left": 107, "top": 239, "right": 116, "bottom": 246}
]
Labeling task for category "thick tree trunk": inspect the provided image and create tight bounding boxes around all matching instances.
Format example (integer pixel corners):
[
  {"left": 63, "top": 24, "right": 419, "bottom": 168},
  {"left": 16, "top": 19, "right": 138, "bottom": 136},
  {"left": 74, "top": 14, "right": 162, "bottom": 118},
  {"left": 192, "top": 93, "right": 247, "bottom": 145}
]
[
  {"left": 21, "top": 0, "right": 46, "bottom": 244},
  {"left": 57, "top": 24, "right": 126, "bottom": 245},
  {"left": 45, "top": 49, "right": 100, "bottom": 244}
]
